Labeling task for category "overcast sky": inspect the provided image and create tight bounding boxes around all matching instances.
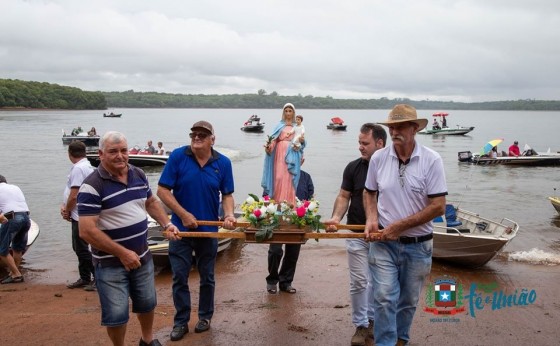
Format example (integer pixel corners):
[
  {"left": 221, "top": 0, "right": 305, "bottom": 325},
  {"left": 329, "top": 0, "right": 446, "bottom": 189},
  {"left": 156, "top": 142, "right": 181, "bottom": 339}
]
[{"left": 1, "top": 0, "right": 559, "bottom": 102}]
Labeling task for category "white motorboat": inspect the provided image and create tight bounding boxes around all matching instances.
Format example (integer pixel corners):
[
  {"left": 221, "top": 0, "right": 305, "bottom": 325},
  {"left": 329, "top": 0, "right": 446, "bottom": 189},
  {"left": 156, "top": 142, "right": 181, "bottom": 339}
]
[{"left": 432, "top": 205, "right": 519, "bottom": 267}]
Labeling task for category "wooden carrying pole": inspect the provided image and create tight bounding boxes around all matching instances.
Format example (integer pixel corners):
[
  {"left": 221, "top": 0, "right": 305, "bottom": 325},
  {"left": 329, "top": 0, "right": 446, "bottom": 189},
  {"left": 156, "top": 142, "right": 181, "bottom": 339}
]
[{"left": 173, "top": 220, "right": 367, "bottom": 239}]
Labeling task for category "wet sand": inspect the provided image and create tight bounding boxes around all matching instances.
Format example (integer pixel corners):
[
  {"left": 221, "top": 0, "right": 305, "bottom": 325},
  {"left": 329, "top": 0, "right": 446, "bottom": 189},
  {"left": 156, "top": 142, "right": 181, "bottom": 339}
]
[{"left": 1, "top": 239, "right": 559, "bottom": 345}]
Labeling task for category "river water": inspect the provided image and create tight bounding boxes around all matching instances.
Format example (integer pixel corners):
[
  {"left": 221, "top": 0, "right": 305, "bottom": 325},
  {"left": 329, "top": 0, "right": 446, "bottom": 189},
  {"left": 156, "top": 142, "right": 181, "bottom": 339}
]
[{"left": 1, "top": 108, "right": 560, "bottom": 283}]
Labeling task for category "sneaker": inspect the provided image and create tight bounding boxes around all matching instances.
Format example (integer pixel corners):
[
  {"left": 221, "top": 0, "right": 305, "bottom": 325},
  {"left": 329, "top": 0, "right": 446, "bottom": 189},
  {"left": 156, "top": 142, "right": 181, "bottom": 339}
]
[
  {"left": 139, "top": 338, "right": 162, "bottom": 346},
  {"left": 66, "top": 278, "right": 91, "bottom": 289},
  {"left": 194, "top": 319, "right": 211, "bottom": 333},
  {"left": 83, "top": 281, "right": 97, "bottom": 291},
  {"left": 170, "top": 325, "right": 188, "bottom": 341},
  {"left": 367, "top": 319, "right": 374, "bottom": 339},
  {"left": 350, "top": 326, "right": 368, "bottom": 346}
]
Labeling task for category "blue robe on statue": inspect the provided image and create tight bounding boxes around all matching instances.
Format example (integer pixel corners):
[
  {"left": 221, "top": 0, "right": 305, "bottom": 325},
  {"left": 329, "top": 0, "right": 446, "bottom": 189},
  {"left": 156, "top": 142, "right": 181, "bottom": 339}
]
[{"left": 261, "top": 121, "right": 306, "bottom": 198}]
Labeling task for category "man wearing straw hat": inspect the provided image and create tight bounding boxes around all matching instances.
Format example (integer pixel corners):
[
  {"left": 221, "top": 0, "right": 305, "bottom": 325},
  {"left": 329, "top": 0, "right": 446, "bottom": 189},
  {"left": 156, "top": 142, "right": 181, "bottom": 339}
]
[
  {"left": 364, "top": 104, "right": 447, "bottom": 346},
  {"left": 157, "top": 120, "right": 236, "bottom": 342}
]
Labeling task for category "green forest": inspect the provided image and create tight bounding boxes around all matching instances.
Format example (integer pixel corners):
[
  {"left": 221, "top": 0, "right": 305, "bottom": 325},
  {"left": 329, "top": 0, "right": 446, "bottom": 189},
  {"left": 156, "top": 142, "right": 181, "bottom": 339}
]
[
  {"left": 2, "top": 79, "right": 560, "bottom": 110},
  {"left": 0, "top": 79, "right": 106, "bottom": 109}
]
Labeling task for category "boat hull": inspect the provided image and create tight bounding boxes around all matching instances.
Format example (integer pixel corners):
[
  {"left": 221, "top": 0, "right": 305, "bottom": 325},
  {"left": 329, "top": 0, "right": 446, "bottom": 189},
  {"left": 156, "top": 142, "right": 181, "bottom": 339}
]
[
  {"left": 240, "top": 125, "right": 264, "bottom": 132},
  {"left": 103, "top": 114, "right": 122, "bottom": 118},
  {"left": 86, "top": 153, "right": 169, "bottom": 167},
  {"left": 147, "top": 227, "right": 233, "bottom": 267},
  {"left": 62, "top": 135, "right": 100, "bottom": 146},
  {"left": 549, "top": 197, "right": 560, "bottom": 213},
  {"left": 458, "top": 151, "right": 560, "bottom": 166},
  {"left": 327, "top": 124, "right": 347, "bottom": 130},
  {"left": 419, "top": 126, "right": 474, "bottom": 135},
  {"left": 432, "top": 208, "right": 518, "bottom": 267}
]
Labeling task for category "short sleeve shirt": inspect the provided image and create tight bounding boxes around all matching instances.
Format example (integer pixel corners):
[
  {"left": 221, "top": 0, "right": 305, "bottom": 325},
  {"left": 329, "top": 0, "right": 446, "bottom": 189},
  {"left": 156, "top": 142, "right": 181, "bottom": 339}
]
[{"left": 365, "top": 143, "right": 448, "bottom": 237}]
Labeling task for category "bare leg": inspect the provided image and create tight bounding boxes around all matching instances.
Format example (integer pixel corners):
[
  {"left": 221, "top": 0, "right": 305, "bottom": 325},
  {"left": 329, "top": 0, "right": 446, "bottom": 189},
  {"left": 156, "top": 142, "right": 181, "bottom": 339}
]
[
  {"left": 107, "top": 324, "right": 127, "bottom": 346},
  {"left": 137, "top": 311, "right": 155, "bottom": 344},
  {"left": 0, "top": 254, "right": 22, "bottom": 277},
  {"left": 13, "top": 251, "right": 23, "bottom": 267}
]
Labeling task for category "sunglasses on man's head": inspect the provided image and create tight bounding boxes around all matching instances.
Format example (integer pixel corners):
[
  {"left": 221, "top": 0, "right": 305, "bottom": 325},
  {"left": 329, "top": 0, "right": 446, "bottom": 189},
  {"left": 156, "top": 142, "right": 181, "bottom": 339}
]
[{"left": 189, "top": 132, "right": 210, "bottom": 139}]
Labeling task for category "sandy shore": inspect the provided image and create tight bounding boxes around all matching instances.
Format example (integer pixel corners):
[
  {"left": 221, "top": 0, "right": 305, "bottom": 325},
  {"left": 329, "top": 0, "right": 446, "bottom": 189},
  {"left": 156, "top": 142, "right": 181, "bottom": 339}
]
[{"left": 1, "top": 240, "right": 559, "bottom": 345}]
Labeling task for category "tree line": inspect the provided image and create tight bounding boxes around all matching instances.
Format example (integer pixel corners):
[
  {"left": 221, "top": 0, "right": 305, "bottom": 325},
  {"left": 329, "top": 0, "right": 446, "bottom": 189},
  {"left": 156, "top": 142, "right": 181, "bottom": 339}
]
[
  {"left": 0, "top": 79, "right": 106, "bottom": 109},
  {"left": 103, "top": 90, "right": 560, "bottom": 110},
  {"left": 2, "top": 79, "right": 560, "bottom": 110}
]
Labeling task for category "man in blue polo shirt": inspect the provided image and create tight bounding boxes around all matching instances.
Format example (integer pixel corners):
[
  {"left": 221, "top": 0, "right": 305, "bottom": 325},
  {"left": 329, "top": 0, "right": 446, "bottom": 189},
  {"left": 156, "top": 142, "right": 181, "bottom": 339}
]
[
  {"left": 157, "top": 120, "right": 236, "bottom": 342},
  {"left": 364, "top": 104, "right": 447, "bottom": 346},
  {"left": 78, "top": 131, "right": 177, "bottom": 346}
]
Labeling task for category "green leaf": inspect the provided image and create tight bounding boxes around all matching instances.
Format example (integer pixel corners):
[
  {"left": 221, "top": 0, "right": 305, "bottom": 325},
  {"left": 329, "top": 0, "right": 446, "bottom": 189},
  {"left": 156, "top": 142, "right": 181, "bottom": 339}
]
[{"left": 248, "top": 193, "right": 260, "bottom": 202}]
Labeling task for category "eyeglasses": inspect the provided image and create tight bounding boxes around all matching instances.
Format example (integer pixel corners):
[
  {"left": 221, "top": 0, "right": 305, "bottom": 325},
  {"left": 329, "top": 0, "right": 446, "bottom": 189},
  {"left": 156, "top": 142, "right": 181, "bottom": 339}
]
[
  {"left": 399, "top": 163, "right": 407, "bottom": 187},
  {"left": 189, "top": 132, "right": 210, "bottom": 139}
]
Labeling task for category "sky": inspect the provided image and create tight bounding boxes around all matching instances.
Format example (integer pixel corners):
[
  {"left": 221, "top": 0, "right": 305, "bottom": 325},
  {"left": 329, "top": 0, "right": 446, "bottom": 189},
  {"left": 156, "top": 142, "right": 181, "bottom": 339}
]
[{"left": 1, "top": 0, "right": 559, "bottom": 102}]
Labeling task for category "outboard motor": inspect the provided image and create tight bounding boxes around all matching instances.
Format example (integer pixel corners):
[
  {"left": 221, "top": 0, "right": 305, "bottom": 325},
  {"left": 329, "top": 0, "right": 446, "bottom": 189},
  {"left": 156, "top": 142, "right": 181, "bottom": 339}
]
[{"left": 458, "top": 151, "right": 472, "bottom": 162}]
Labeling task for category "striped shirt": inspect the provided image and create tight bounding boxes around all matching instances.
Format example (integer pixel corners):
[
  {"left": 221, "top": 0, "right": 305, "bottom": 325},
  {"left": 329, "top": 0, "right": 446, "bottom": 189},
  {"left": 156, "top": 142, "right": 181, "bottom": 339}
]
[{"left": 77, "top": 164, "right": 152, "bottom": 267}]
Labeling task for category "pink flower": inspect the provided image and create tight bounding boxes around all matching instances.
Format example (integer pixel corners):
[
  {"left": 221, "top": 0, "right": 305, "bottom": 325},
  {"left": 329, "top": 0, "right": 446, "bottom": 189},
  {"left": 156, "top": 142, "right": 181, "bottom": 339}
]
[
  {"left": 303, "top": 200, "right": 310, "bottom": 208},
  {"left": 263, "top": 195, "right": 270, "bottom": 202},
  {"left": 296, "top": 206, "right": 306, "bottom": 217},
  {"left": 253, "top": 209, "right": 262, "bottom": 218}
]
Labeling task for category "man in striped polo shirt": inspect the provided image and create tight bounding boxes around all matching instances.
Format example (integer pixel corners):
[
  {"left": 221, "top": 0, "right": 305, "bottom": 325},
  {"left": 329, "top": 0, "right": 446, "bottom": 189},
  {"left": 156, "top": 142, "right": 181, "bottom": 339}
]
[{"left": 78, "top": 131, "right": 178, "bottom": 346}]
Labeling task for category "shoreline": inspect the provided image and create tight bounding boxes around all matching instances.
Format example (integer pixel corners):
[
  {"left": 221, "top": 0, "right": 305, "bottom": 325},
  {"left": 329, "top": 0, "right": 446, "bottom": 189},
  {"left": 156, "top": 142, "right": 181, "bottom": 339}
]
[{"left": 1, "top": 240, "right": 559, "bottom": 345}]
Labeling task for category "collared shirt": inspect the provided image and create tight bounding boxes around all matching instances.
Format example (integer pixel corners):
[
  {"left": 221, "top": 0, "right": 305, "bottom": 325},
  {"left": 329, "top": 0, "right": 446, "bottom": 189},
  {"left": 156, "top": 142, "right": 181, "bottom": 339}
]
[
  {"left": 158, "top": 145, "right": 235, "bottom": 232},
  {"left": 63, "top": 157, "right": 95, "bottom": 221},
  {"left": 365, "top": 142, "right": 448, "bottom": 237},
  {"left": 77, "top": 164, "right": 152, "bottom": 267}
]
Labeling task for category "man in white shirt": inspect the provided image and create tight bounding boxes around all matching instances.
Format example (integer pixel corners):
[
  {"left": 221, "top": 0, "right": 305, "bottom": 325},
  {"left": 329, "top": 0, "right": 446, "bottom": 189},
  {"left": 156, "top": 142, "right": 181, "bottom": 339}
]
[{"left": 61, "top": 140, "right": 95, "bottom": 290}]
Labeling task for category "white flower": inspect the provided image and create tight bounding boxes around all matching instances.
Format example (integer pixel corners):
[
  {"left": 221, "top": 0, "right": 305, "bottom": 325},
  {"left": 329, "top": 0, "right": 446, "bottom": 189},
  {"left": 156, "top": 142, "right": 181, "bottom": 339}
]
[
  {"left": 266, "top": 203, "right": 277, "bottom": 214},
  {"left": 307, "top": 201, "right": 317, "bottom": 212},
  {"left": 246, "top": 196, "right": 256, "bottom": 204},
  {"left": 259, "top": 206, "right": 268, "bottom": 217}
]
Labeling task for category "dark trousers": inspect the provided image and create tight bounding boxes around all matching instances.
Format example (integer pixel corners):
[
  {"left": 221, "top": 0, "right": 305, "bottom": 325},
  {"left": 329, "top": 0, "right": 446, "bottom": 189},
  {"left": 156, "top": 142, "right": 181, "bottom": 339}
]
[
  {"left": 71, "top": 220, "right": 94, "bottom": 281},
  {"left": 266, "top": 243, "right": 301, "bottom": 289}
]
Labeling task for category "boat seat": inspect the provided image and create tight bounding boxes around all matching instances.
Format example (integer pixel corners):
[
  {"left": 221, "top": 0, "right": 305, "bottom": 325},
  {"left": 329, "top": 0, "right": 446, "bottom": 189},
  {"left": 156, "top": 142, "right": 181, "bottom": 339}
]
[
  {"left": 445, "top": 204, "right": 463, "bottom": 227},
  {"left": 446, "top": 228, "right": 471, "bottom": 234}
]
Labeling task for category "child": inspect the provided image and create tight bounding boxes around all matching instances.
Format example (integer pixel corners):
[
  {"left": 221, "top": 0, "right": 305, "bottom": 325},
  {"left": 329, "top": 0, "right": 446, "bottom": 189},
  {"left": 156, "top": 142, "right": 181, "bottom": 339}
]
[{"left": 289, "top": 115, "right": 305, "bottom": 151}]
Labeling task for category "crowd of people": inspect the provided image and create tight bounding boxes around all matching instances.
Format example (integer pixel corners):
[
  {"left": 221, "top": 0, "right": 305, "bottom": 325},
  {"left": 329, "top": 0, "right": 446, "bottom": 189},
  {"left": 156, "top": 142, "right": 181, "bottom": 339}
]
[{"left": 1, "top": 103, "right": 446, "bottom": 346}]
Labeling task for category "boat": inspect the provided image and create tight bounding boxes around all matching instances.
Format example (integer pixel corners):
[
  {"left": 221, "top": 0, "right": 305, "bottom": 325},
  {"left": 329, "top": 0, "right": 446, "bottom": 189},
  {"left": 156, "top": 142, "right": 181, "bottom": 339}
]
[
  {"left": 103, "top": 112, "right": 122, "bottom": 118},
  {"left": 86, "top": 147, "right": 169, "bottom": 167},
  {"left": 147, "top": 218, "right": 234, "bottom": 267},
  {"left": 458, "top": 147, "right": 560, "bottom": 166},
  {"left": 549, "top": 195, "right": 560, "bottom": 214},
  {"left": 326, "top": 117, "right": 347, "bottom": 130},
  {"left": 62, "top": 129, "right": 100, "bottom": 146},
  {"left": 1, "top": 219, "right": 40, "bottom": 269},
  {"left": 419, "top": 112, "right": 474, "bottom": 135},
  {"left": 240, "top": 115, "right": 265, "bottom": 132},
  {"left": 432, "top": 205, "right": 519, "bottom": 267}
]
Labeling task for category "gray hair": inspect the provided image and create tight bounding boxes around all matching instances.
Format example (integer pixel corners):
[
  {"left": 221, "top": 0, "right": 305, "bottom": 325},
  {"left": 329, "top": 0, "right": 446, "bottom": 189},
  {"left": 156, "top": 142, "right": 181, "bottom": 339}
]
[{"left": 99, "top": 131, "right": 127, "bottom": 150}]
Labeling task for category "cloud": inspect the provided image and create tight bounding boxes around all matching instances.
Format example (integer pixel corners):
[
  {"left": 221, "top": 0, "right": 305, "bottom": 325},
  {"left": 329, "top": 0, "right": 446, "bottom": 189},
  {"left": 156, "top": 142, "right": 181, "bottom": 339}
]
[{"left": 1, "top": 0, "right": 559, "bottom": 102}]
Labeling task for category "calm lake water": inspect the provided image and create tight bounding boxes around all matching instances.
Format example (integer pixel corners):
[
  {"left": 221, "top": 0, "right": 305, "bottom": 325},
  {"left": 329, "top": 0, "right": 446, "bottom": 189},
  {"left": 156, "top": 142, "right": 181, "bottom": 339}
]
[{"left": 1, "top": 108, "right": 560, "bottom": 283}]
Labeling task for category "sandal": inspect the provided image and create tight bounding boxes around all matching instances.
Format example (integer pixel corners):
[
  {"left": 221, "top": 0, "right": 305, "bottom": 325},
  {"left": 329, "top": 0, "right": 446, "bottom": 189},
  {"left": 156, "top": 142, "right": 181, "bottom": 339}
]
[
  {"left": 266, "top": 283, "right": 277, "bottom": 294},
  {"left": 280, "top": 285, "right": 297, "bottom": 294},
  {"left": 1, "top": 275, "right": 24, "bottom": 284}
]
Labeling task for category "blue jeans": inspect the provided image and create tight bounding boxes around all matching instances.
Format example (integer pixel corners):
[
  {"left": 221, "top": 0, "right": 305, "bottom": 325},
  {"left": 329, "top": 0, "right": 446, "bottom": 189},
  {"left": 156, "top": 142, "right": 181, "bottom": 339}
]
[
  {"left": 0, "top": 213, "right": 30, "bottom": 256},
  {"left": 368, "top": 240, "right": 432, "bottom": 346},
  {"left": 346, "top": 238, "right": 375, "bottom": 328},
  {"left": 95, "top": 260, "right": 156, "bottom": 327},
  {"left": 169, "top": 237, "right": 217, "bottom": 327}
]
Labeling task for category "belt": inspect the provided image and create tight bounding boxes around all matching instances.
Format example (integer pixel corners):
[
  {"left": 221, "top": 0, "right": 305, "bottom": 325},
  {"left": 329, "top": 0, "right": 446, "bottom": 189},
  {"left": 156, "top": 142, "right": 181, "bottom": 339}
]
[
  {"left": 398, "top": 233, "right": 433, "bottom": 244},
  {"left": 4, "top": 211, "right": 30, "bottom": 220}
]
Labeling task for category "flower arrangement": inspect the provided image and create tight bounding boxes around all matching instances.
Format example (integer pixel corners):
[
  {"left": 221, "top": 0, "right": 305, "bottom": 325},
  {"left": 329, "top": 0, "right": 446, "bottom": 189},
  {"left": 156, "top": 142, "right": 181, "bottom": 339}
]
[
  {"left": 240, "top": 193, "right": 322, "bottom": 242},
  {"left": 280, "top": 198, "right": 322, "bottom": 231}
]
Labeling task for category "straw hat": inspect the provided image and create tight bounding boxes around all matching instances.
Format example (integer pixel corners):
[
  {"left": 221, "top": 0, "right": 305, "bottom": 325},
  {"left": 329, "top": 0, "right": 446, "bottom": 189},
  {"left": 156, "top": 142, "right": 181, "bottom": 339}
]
[{"left": 378, "top": 104, "right": 428, "bottom": 131}]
